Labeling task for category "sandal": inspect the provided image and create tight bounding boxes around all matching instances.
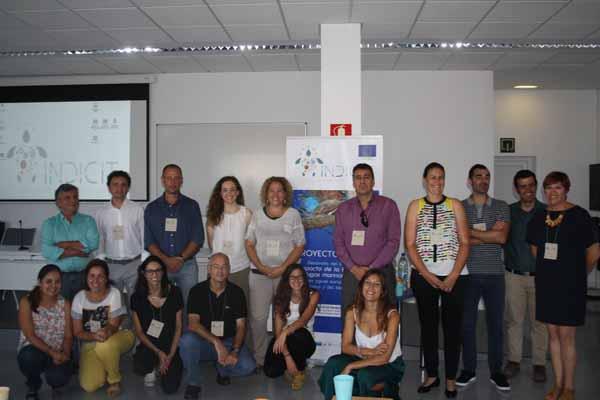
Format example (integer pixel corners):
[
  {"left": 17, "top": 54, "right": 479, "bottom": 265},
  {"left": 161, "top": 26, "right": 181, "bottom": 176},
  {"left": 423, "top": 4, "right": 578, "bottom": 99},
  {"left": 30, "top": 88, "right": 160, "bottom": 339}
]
[
  {"left": 291, "top": 371, "right": 305, "bottom": 391},
  {"left": 545, "top": 386, "right": 563, "bottom": 400},
  {"left": 558, "top": 389, "right": 575, "bottom": 400},
  {"left": 107, "top": 383, "right": 121, "bottom": 397}
]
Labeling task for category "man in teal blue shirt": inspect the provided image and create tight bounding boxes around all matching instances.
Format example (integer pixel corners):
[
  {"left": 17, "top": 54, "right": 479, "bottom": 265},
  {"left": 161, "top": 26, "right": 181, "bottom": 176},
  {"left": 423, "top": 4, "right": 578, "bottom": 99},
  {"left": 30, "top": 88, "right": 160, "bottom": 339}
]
[
  {"left": 503, "top": 170, "right": 548, "bottom": 382},
  {"left": 41, "top": 183, "right": 99, "bottom": 300}
]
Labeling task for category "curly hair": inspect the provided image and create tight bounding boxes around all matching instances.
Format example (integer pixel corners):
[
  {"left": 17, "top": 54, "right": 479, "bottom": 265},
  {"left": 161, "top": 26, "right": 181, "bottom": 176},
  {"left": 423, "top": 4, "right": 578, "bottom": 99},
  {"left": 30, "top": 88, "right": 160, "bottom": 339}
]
[
  {"left": 353, "top": 269, "right": 395, "bottom": 332},
  {"left": 260, "top": 176, "right": 293, "bottom": 207},
  {"left": 206, "top": 176, "right": 245, "bottom": 226},
  {"left": 273, "top": 264, "right": 310, "bottom": 322}
]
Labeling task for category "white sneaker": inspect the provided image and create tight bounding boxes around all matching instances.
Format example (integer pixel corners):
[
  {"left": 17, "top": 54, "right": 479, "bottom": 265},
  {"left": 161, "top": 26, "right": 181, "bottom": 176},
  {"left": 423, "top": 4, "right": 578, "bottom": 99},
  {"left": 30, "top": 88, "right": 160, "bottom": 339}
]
[{"left": 144, "top": 371, "right": 156, "bottom": 387}]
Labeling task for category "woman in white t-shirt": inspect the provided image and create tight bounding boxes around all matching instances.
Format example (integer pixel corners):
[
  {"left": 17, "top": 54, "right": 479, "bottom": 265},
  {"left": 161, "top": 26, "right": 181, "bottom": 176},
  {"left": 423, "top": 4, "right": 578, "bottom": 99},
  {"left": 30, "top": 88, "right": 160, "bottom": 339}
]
[
  {"left": 71, "top": 259, "right": 135, "bottom": 396},
  {"left": 245, "top": 176, "right": 306, "bottom": 368},
  {"left": 264, "top": 264, "right": 319, "bottom": 390},
  {"left": 206, "top": 176, "right": 252, "bottom": 299}
]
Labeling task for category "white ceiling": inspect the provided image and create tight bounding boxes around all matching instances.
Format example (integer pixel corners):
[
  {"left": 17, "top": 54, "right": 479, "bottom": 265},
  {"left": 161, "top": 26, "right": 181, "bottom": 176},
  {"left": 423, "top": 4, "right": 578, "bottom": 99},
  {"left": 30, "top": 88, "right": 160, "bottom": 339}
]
[{"left": 0, "top": 0, "right": 599, "bottom": 88}]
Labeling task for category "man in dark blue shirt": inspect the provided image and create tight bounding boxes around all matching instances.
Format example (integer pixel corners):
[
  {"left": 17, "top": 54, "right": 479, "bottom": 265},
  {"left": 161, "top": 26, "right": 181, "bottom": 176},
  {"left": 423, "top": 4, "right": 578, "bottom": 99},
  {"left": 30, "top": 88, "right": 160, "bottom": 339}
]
[{"left": 144, "top": 164, "right": 204, "bottom": 307}]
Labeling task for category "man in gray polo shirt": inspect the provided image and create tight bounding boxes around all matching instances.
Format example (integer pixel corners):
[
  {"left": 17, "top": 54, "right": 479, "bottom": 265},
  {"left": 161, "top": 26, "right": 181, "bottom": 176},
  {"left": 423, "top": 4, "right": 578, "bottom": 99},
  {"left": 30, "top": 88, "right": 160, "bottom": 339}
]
[{"left": 457, "top": 164, "right": 511, "bottom": 391}]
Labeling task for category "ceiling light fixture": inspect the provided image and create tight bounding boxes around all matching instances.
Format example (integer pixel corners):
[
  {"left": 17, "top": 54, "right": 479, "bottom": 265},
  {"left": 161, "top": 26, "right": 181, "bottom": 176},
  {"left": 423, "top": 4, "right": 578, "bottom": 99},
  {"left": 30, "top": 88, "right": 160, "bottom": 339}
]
[{"left": 514, "top": 85, "right": 539, "bottom": 89}]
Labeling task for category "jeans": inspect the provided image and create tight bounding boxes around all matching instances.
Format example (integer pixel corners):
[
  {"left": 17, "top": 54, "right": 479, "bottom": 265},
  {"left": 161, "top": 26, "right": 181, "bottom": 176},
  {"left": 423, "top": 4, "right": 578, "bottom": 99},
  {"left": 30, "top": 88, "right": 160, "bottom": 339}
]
[
  {"left": 17, "top": 345, "right": 73, "bottom": 391},
  {"left": 461, "top": 274, "right": 505, "bottom": 374},
  {"left": 60, "top": 271, "right": 84, "bottom": 301},
  {"left": 179, "top": 332, "right": 256, "bottom": 387},
  {"left": 167, "top": 259, "right": 198, "bottom": 311}
]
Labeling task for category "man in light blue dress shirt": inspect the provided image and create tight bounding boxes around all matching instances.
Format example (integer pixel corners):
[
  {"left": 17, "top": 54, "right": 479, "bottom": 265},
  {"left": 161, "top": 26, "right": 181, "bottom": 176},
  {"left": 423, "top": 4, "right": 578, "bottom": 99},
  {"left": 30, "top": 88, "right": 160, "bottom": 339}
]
[{"left": 41, "top": 183, "right": 99, "bottom": 300}]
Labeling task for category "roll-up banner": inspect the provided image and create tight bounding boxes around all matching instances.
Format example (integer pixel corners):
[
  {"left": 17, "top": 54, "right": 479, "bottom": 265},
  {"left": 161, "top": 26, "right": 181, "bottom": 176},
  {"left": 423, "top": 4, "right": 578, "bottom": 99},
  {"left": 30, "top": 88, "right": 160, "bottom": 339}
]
[{"left": 286, "top": 136, "right": 384, "bottom": 363}]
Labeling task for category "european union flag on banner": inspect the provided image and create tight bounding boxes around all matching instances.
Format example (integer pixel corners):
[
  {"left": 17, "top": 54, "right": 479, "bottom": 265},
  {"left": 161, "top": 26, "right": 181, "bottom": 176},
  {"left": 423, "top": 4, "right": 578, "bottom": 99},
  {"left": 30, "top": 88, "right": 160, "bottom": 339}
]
[{"left": 358, "top": 144, "right": 376, "bottom": 157}]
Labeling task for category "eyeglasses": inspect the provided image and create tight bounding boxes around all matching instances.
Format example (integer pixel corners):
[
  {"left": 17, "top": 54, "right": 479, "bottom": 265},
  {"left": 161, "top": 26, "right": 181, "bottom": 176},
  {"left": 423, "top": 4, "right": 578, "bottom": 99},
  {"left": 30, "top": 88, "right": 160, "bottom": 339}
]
[
  {"left": 144, "top": 269, "right": 163, "bottom": 275},
  {"left": 360, "top": 210, "right": 369, "bottom": 228}
]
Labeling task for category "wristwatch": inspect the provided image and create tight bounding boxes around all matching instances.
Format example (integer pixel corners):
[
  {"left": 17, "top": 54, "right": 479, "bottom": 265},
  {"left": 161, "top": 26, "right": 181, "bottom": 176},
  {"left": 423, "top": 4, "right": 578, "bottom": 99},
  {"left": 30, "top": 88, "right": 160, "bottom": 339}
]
[{"left": 230, "top": 347, "right": 240, "bottom": 353}]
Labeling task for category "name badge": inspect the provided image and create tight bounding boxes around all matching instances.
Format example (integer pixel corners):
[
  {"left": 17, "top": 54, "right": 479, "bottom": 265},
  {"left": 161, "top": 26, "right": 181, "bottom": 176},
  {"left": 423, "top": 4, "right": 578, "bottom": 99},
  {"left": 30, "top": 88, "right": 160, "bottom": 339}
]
[
  {"left": 223, "top": 241, "right": 234, "bottom": 253},
  {"left": 89, "top": 320, "right": 102, "bottom": 333},
  {"left": 473, "top": 223, "right": 487, "bottom": 231},
  {"left": 266, "top": 240, "right": 280, "bottom": 257},
  {"left": 211, "top": 320, "right": 224, "bottom": 337},
  {"left": 351, "top": 230, "right": 365, "bottom": 246},
  {"left": 544, "top": 243, "right": 558, "bottom": 260},
  {"left": 430, "top": 227, "right": 445, "bottom": 245},
  {"left": 113, "top": 225, "right": 125, "bottom": 240},
  {"left": 283, "top": 224, "right": 292, "bottom": 234},
  {"left": 147, "top": 319, "right": 164, "bottom": 338},
  {"left": 165, "top": 218, "right": 178, "bottom": 232}
]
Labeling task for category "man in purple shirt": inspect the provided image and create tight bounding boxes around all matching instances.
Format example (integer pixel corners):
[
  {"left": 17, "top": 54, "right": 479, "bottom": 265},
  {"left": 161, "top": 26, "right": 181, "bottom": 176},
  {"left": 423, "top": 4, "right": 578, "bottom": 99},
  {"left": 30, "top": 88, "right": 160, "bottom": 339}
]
[{"left": 334, "top": 163, "right": 401, "bottom": 312}]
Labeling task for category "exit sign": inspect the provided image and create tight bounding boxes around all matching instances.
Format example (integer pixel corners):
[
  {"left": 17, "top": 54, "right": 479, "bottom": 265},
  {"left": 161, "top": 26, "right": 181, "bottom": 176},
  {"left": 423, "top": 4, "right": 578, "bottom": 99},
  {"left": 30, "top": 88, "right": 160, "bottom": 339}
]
[{"left": 500, "top": 138, "right": 515, "bottom": 153}]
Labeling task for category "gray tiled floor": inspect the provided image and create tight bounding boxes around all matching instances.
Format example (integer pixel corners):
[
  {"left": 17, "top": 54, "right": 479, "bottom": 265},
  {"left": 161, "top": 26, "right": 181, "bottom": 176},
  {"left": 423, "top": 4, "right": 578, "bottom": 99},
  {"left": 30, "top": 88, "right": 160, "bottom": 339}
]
[{"left": 1, "top": 308, "right": 599, "bottom": 400}]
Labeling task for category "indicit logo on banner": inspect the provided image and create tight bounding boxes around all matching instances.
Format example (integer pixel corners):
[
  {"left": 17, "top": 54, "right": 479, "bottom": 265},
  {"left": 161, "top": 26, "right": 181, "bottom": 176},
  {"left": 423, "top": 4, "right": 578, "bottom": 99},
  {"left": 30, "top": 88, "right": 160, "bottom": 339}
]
[
  {"left": 293, "top": 146, "right": 324, "bottom": 177},
  {"left": 293, "top": 146, "right": 349, "bottom": 179}
]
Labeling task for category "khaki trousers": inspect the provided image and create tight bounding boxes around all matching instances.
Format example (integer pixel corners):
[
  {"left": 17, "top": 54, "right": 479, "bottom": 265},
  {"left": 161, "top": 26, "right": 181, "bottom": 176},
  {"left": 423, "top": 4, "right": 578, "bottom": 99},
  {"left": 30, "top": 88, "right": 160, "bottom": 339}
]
[
  {"left": 248, "top": 271, "right": 280, "bottom": 366},
  {"left": 505, "top": 271, "right": 548, "bottom": 365}
]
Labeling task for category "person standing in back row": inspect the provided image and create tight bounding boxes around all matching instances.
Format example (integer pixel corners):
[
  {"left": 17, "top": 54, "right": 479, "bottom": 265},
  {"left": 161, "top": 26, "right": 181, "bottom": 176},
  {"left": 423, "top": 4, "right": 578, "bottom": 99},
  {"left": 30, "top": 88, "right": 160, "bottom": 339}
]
[
  {"left": 95, "top": 170, "right": 144, "bottom": 309},
  {"left": 334, "top": 163, "right": 401, "bottom": 313},
  {"left": 145, "top": 164, "right": 204, "bottom": 308},
  {"left": 457, "top": 164, "right": 511, "bottom": 392},
  {"left": 503, "top": 170, "right": 548, "bottom": 382}
]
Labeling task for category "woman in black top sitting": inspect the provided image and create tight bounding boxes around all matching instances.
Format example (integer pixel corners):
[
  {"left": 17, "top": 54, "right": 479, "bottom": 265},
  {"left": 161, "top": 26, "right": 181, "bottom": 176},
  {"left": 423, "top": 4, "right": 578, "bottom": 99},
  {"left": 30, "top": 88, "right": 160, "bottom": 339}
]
[{"left": 131, "top": 256, "right": 184, "bottom": 393}]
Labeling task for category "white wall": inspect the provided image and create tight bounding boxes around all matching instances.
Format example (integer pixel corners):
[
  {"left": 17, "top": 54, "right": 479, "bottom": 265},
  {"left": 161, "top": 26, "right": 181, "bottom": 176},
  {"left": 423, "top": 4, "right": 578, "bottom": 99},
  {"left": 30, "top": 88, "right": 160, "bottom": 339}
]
[
  {"left": 363, "top": 71, "right": 495, "bottom": 221},
  {"left": 0, "top": 70, "right": 494, "bottom": 250},
  {"left": 495, "top": 90, "right": 598, "bottom": 209}
]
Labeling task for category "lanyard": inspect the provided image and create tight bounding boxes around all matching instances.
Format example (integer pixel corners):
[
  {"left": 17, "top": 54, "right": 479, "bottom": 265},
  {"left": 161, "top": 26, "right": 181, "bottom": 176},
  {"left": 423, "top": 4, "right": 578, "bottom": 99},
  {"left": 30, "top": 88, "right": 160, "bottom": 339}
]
[{"left": 208, "top": 288, "right": 227, "bottom": 321}]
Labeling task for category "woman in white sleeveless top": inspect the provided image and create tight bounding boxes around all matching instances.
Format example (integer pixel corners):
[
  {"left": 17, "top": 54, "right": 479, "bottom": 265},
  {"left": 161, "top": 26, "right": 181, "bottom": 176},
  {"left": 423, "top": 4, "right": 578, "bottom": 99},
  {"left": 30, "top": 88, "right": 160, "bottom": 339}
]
[
  {"left": 206, "top": 176, "right": 252, "bottom": 299},
  {"left": 319, "top": 269, "right": 405, "bottom": 400},
  {"left": 404, "top": 162, "right": 470, "bottom": 398},
  {"left": 264, "top": 264, "right": 319, "bottom": 390}
]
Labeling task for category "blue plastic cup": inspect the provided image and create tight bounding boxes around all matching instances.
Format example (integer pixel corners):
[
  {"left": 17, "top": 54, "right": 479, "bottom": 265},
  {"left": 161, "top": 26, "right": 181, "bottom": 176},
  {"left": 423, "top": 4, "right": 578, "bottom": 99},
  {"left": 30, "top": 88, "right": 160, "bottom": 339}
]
[{"left": 333, "top": 374, "right": 354, "bottom": 400}]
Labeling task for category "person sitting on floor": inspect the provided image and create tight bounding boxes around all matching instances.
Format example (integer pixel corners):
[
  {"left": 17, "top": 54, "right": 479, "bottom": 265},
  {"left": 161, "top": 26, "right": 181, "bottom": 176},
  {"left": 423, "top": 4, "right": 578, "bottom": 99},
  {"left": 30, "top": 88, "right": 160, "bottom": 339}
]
[
  {"left": 179, "top": 253, "right": 256, "bottom": 399},
  {"left": 319, "top": 269, "right": 405, "bottom": 400},
  {"left": 131, "top": 256, "right": 184, "bottom": 393},
  {"left": 18, "top": 264, "right": 74, "bottom": 400},
  {"left": 264, "top": 263, "right": 319, "bottom": 390}
]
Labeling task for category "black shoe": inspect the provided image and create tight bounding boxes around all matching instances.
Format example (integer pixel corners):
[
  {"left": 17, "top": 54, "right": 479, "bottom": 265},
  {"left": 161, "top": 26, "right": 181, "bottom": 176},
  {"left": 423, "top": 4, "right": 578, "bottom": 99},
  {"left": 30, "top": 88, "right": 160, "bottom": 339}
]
[
  {"left": 456, "top": 370, "right": 476, "bottom": 387},
  {"left": 417, "top": 377, "right": 440, "bottom": 393},
  {"left": 25, "top": 390, "right": 40, "bottom": 400},
  {"left": 183, "top": 385, "right": 201, "bottom": 399},
  {"left": 445, "top": 388, "right": 458, "bottom": 398},
  {"left": 490, "top": 373, "right": 511, "bottom": 391},
  {"left": 216, "top": 373, "right": 231, "bottom": 386}
]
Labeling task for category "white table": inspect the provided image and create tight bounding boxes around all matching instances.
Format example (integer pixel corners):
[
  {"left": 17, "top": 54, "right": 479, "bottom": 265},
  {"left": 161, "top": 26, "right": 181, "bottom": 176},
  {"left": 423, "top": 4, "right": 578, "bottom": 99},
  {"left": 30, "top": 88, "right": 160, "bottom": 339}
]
[
  {"left": 0, "top": 247, "right": 213, "bottom": 310},
  {"left": 0, "top": 247, "right": 46, "bottom": 309}
]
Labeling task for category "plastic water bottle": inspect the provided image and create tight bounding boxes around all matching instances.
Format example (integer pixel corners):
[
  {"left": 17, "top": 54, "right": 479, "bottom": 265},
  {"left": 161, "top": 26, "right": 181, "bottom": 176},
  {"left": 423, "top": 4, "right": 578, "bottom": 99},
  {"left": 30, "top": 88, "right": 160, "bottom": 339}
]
[{"left": 396, "top": 253, "right": 408, "bottom": 298}]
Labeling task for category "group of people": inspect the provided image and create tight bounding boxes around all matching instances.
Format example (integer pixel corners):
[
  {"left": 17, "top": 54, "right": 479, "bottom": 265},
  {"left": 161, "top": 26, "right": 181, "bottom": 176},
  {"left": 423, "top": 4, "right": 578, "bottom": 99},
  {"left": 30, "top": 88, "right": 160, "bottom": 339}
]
[{"left": 16, "top": 161, "right": 599, "bottom": 400}]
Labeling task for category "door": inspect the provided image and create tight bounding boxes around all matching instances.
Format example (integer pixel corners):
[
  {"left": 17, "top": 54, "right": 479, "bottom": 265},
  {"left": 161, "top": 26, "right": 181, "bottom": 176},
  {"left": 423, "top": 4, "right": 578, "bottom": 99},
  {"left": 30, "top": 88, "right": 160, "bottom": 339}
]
[{"left": 494, "top": 156, "right": 536, "bottom": 204}]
